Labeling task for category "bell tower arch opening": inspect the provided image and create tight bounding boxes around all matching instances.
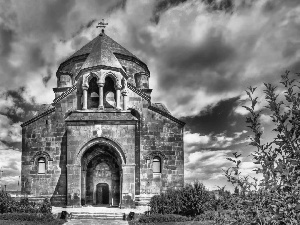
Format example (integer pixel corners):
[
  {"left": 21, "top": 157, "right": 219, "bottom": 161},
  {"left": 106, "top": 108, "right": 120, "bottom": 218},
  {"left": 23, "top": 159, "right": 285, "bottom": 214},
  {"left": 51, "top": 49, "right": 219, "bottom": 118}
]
[
  {"left": 87, "top": 77, "right": 99, "bottom": 109},
  {"left": 103, "top": 76, "right": 116, "bottom": 108}
]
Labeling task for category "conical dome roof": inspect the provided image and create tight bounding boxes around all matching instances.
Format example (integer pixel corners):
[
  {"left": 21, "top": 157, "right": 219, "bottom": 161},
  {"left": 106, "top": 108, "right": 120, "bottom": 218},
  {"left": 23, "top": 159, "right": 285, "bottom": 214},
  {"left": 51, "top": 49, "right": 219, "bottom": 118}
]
[
  {"left": 80, "top": 33, "right": 124, "bottom": 70},
  {"left": 58, "top": 32, "right": 150, "bottom": 78},
  {"left": 63, "top": 33, "right": 138, "bottom": 64}
]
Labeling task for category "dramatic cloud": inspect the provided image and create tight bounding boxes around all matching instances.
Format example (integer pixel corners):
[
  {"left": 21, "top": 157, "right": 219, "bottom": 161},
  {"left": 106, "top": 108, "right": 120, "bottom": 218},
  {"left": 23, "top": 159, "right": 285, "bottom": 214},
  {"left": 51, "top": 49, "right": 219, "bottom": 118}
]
[
  {"left": 0, "top": 0, "right": 300, "bottom": 191},
  {"left": 0, "top": 149, "right": 21, "bottom": 190}
]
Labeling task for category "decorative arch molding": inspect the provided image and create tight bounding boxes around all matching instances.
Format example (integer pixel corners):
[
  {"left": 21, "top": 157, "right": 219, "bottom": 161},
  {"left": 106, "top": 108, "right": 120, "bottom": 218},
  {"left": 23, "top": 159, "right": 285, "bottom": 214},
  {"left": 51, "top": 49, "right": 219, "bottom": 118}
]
[
  {"left": 30, "top": 151, "right": 53, "bottom": 174},
  {"left": 144, "top": 151, "right": 167, "bottom": 160},
  {"left": 81, "top": 146, "right": 121, "bottom": 171},
  {"left": 30, "top": 151, "right": 53, "bottom": 163},
  {"left": 81, "top": 70, "right": 124, "bottom": 89},
  {"left": 82, "top": 72, "right": 100, "bottom": 88},
  {"left": 74, "top": 136, "right": 126, "bottom": 165},
  {"left": 100, "top": 70, "right": 123, "bottom": 89}
]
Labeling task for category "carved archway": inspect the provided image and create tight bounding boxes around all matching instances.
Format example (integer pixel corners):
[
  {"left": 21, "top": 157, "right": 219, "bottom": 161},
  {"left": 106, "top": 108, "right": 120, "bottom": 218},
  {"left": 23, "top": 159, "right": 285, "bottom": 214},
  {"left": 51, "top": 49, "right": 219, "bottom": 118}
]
[
  {"left": 74, "top": 136, "right": 126, "bottom": 166},
  {"left": 79, "top": 138, "right": 123, "bottom": 206}
]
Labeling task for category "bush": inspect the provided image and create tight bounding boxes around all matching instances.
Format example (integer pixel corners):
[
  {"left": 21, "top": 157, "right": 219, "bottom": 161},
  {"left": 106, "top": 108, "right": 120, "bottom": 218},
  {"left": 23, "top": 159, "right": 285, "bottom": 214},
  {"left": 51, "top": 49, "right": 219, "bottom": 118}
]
[
  {"left": 138, "top": 214, "right": 190, "bottom": 223},
  {"left": 0, "top": 213, "right": 57, "bottom": 222},
  {"left": 0, "top": 191, "right": 51, "bottom": 214},
  {"left": 149, "top": 189, "right": 182, "bottom": 215},
  {"left": 193, "top": 210, "right": 239, "bottom": 224},
  {"left": 224, "top": 72, "right": 300, "bottom": 224},
  {"left": 149, "top": 181, "right": 215, "bottom": 217},
  {"left": 181, "top": 182, "right": 215, "bottom": 217}
]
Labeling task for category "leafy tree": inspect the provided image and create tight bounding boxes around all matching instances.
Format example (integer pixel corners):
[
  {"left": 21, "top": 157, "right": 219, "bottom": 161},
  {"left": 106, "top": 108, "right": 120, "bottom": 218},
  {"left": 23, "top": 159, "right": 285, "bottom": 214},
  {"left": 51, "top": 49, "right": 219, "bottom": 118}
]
[{"left": 224, "top": 71, "right": 300, "bottom": 224}]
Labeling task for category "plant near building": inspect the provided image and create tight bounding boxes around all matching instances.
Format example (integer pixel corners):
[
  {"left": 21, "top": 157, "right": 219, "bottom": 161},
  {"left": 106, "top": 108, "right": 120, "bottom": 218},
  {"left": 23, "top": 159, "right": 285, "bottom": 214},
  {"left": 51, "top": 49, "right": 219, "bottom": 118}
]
[
  {"left": 224, "top": 71, "right": 300, "bottom": 224},
  {"left": 0, "top": 191, "right": 52, "bottom": 214},
  {"left": 149, "top": 181, "right": 215, "bottom": 217},
  {"left": 180, "top": 181, "right": 215, "bottom": 217}
]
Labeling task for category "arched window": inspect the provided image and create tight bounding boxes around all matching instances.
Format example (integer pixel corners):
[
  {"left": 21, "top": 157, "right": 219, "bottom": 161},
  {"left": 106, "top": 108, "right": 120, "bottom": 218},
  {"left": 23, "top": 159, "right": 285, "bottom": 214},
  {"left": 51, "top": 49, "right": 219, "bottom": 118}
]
[
  {"left": 153, "top": 156, "right": 161, "bottom": 173},
  {"left": 38, "top": 157, "right": 46, "bottom": 174}
]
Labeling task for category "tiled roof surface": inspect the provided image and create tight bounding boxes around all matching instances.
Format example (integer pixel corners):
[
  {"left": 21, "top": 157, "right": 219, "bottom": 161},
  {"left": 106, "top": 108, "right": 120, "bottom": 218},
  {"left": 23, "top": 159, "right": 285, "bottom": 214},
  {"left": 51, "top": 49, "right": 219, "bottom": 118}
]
[
  {"left": 63, "top": 33, "right": 138, "bottom": 63},
  {"left": 80, "top": 34, "right": 124, "bottom": 70}
]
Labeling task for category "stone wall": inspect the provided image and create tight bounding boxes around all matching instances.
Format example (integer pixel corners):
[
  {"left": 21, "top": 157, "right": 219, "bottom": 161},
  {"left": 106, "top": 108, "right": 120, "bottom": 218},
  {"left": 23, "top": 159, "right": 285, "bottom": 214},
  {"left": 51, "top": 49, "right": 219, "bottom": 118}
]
[
  {"left": 21, "top": 90, "right": 77, "bottom": 206},
  {"left": 21, "top": 110, "right": 67, "bottom": 206},
  {"left": 65, "top": 114, "right": 137, "bottom": 207},
  {"left": 21, "top": 77, "right": 184, "bottom": 207},
  {"left": 140, "top": 108, "right": 184, "bottom": 195}
]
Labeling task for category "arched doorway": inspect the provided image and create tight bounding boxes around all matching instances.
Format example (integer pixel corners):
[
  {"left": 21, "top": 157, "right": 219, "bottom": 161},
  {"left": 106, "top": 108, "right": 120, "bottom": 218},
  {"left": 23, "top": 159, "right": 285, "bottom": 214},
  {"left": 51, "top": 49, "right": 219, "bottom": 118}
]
[
  {"left": 96, "top": 183, "right": 109, "bottom": 205},
  {"left": 81, "top": 143, "right": 121, "bottom": 206}
]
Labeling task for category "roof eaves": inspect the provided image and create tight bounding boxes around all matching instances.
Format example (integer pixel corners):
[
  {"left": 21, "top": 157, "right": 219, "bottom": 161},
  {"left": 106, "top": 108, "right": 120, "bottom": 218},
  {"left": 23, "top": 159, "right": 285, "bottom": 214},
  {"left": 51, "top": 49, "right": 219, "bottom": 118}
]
[
  {"left": 148, "top": 104, "right": 185, "bottom": 126},
  {"left": 53, "top": 84, "right": 77, "bottom": 104},
  {"left": 21, "top": 107, "right": 56, "bottom": 128},
  {"left": 127, "top": 83, "right": 151, "bottom": 102}
]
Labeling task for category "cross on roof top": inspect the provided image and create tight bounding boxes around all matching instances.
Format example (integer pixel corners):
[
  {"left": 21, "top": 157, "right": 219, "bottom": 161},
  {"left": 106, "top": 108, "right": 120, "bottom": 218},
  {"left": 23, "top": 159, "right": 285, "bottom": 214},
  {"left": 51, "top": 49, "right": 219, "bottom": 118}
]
[{"left": 97, "top": 19, "right": 108, "bottom": 34}]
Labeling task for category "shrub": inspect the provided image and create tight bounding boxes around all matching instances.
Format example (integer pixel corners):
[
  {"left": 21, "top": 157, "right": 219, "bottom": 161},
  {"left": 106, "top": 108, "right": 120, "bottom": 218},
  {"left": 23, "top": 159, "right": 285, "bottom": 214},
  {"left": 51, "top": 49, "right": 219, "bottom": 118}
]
[
  {"left": 149, "top": 181, "right": 215, "bottom": 217},
  {"left": 149, "top": 188, "right": 182, "bottom": 215},
  {"left": 223, "top": 72, "right": 300, "bottom": 224},
  {"left": 193, "top": 210, "right": 241, "bottom": 224},
  {"left": 0, "top": 192, "right": 52, "bottom": 214},
  {"left": 180, "top": 181, "right": 215, "bottom": 217},
  {"left": 138, "top": 214, "right": 190, "bottom": 223}
]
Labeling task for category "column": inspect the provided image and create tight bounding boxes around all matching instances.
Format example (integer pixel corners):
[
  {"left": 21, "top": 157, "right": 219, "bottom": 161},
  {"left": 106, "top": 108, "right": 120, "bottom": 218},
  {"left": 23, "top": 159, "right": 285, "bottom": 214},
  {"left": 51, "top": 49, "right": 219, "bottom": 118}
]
[
  {"left": 122, "top": 91, "right": 128, "bottom": 110},
  {"left": 76, "top": 92, "right": 82, "bottom": 110},
  {"left": 116, "top": 88, "right": 121, "bottom": 110},
  {"left": 82, "top": 87, "right": 88, "bottom": 110},
  {"left": 98, "top": 83, "right": 104, "bottom": 110},
  {"left": 81, "top": 170, "right": 86, "bottom": 204}
]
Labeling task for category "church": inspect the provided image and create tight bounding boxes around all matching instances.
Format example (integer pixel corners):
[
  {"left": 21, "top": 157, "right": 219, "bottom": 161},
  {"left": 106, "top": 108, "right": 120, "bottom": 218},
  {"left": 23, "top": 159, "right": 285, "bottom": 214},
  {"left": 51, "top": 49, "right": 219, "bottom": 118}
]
[{"left": 21, "top": 23, "right": 185, "bottom": 208}]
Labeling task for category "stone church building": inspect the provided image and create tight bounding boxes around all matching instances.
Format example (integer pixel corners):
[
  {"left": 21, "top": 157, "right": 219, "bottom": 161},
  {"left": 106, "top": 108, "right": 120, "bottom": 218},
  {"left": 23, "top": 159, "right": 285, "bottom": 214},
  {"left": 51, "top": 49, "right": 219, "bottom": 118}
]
[{"left": 21, "top": 28, "right": 185, "bottom": 208}]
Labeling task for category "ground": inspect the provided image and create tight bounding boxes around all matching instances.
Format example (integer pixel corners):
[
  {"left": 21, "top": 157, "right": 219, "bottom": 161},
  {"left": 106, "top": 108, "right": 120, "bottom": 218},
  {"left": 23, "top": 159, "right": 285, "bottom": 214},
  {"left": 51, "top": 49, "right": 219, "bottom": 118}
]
[{"left": 64, "top": 220, "right": 129, "bottom": 225}]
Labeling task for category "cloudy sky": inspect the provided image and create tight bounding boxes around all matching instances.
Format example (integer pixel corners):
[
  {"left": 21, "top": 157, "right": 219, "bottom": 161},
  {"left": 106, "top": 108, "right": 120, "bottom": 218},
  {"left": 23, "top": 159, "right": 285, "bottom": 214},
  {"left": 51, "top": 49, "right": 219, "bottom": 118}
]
[{"left": 0, "top": 0, "right": 300, "bottom": 192}]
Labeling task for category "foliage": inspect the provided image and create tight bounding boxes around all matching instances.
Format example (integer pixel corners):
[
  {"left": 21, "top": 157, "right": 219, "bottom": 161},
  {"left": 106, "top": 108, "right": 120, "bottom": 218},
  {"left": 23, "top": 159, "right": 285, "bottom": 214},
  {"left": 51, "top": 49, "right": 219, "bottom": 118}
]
[
  {"left": 0, "top": 191, "right": 52, "bottom": 214},
  {"left": 138, "top": 214, "right": 190, "bottom": 223},
  {"left": 0, "top": 220, "right": 65, "bottom": 225},
  {"left": 193, "top": 210, "right": 237, "bottom": 224},
  {"left": 212, "top": 186, "right": 238, "bottom": 211},
  {"left": 0, "top": 213, "right": 65, "bottom": 224},
  {"left": 223, "top": 72, "right": 300, "bottom": 224},
  {"left": 149, "top": 181, "right": 215, "bottom": 217}
]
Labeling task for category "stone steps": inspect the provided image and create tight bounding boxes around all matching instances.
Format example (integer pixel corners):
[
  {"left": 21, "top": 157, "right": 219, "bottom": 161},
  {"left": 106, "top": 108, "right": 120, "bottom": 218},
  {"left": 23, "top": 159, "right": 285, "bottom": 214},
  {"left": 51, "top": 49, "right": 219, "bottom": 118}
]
[
  {"left": 70, "top": 212, "right": 124, "bottom": 220},
  {"left": 135, "top": 195, "right": 152, "bottom": 206}
]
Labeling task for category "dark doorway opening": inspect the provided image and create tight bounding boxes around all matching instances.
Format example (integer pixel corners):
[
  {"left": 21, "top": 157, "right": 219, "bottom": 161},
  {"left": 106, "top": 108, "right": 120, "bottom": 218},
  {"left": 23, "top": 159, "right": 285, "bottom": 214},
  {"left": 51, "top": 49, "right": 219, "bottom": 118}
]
[{"left": 96, "top": 183, "right": 109, "bottom": 205}]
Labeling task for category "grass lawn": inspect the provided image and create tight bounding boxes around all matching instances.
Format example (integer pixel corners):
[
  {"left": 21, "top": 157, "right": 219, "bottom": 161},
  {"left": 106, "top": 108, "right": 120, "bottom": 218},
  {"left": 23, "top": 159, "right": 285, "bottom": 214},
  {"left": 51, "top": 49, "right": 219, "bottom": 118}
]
[
  {"left": 129, "top": 221, "right": 216, "bottom": 225},
  {"left": 0, "top": 219, "right": 65, "bottom": 225}
]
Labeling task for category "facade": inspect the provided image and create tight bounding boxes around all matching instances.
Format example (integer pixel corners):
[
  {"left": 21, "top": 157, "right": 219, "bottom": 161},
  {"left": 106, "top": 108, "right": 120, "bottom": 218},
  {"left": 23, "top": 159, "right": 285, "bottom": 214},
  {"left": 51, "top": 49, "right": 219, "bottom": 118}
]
[{"left": 21, "top": 29, "right": 185, "bottom": 208}]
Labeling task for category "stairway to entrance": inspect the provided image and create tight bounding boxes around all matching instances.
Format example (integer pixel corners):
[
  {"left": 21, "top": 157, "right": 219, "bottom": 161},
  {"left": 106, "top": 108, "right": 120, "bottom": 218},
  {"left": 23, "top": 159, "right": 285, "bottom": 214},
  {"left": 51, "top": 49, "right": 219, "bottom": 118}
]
[
  {"left": 52, "top": 206, "right": 148, "bottom": 221},
  {"left": 70, "top": 212, "right": 124, "bottom": 220}
]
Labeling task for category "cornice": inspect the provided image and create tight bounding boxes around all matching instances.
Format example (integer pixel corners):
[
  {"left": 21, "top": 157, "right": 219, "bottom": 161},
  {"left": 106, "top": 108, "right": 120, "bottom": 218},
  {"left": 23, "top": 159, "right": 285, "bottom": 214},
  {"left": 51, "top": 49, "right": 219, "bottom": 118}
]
[
  {"left": 114, "top": 53, "right": 150, "bottom": 77},
  {"left": 53, "top": 84, "right": 77, "bottom": 104},
  {"left": 148, "top": 105, "right": 185, "bottom": 126},
  {"left": 127, "top": 83, "right": 151, "bottom": 102},
  {"left": 21, "top": 107, "right": 56, "bottom": 128}
]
